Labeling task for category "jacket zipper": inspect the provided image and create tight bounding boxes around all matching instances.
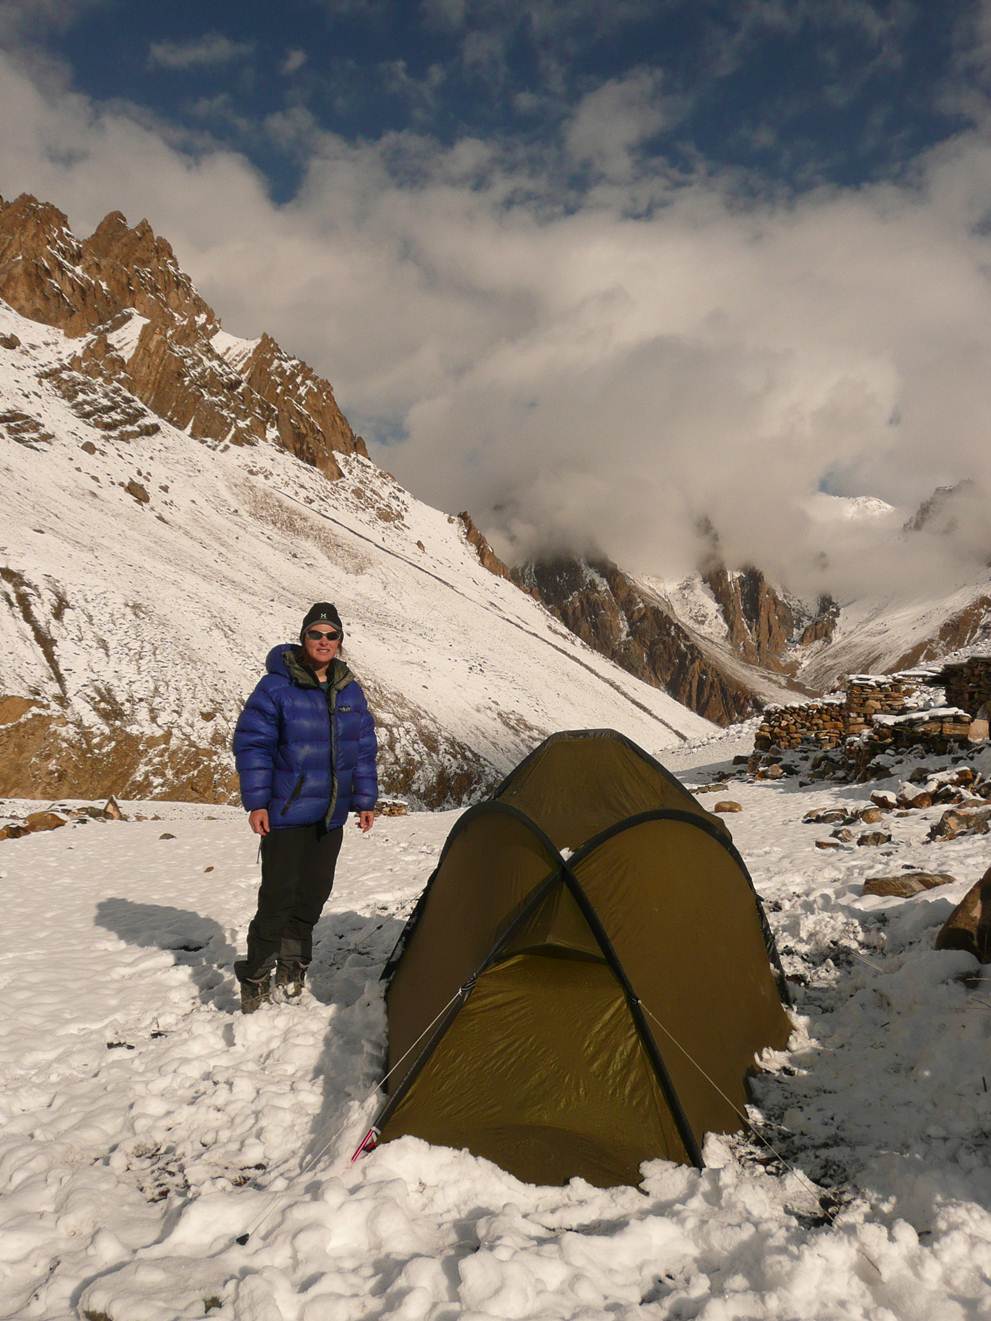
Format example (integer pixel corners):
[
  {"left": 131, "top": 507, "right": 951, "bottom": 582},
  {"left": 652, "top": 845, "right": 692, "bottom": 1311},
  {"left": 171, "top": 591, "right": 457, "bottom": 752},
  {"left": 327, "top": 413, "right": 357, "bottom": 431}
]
[
  {"left": 281, "top": 773, "right": 305, "bottom": 814},
  {"left": 325, "top": 684, "right": 339, "bottom": 828}
]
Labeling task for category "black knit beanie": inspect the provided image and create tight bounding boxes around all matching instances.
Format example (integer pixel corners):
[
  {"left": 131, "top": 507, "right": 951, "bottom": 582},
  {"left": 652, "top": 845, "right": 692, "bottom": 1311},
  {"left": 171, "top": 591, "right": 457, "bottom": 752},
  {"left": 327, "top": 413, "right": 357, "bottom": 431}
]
[{"left": 300, "top": 602, "right": 344, "bottom": 640}]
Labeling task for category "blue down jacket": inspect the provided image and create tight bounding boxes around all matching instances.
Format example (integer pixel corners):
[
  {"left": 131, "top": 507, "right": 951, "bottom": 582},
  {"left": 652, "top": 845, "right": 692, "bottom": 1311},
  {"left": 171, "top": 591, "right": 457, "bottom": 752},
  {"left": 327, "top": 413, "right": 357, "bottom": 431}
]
[{"left": 233, "top": 644, "right": 378, "bottom": 829}]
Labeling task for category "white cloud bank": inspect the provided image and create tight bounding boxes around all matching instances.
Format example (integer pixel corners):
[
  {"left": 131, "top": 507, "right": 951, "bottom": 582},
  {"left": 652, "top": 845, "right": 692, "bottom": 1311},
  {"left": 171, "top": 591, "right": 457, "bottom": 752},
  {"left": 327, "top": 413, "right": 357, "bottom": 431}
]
[{"left": 1, "top": 52, "right": 990, "bottom": 598}]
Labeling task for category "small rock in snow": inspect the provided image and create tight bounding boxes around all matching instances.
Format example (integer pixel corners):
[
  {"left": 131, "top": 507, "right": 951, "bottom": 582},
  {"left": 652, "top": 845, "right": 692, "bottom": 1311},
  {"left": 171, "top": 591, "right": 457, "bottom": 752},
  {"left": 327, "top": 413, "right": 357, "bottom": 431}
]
[
  {"left": 858, "top": 830, "right": 893, "bottom": 847},
  {"left": 863, "top": 872, "right": 958, "bottom": 898}
]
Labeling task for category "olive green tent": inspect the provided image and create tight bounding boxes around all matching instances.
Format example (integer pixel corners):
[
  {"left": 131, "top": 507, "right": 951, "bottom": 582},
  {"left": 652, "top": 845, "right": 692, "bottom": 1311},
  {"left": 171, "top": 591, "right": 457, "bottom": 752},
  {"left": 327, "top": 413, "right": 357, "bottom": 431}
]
[{"left": 368, "top": 729, "right": 791, "bottom": 1187}]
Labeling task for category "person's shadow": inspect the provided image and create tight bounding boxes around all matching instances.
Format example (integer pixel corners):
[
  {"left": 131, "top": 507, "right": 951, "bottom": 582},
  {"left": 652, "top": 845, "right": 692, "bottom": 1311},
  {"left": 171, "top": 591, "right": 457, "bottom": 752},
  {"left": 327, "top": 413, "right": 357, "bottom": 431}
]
[
  {"left": 302, "top": 907, "right": 407, "bottom": 1161},
  {"left": 95, "top": 896, "right": 410, "bottom": 1164},
  {"left": 95, "top": 899, "right": 236, "bottom": 1008}
]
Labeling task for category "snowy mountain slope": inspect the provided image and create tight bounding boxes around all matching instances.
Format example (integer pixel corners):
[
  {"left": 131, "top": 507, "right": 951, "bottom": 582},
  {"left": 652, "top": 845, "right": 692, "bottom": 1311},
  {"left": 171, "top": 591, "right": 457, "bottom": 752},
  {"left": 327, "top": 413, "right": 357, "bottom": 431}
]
[
  {"left": 655, "top": 511, "right": 991, "bottom": 696},
  {"left": 799, "top": 585, "right": 991, "bottom": 690},
  {"left": 4, "top": 734, "right": 991, "bottom": 1319},
  {"left": 640, "top": 573, "right": 816, "bottom": 703},
  {"left": 0, "top": 299, "right": 714, "bottom": 806}
]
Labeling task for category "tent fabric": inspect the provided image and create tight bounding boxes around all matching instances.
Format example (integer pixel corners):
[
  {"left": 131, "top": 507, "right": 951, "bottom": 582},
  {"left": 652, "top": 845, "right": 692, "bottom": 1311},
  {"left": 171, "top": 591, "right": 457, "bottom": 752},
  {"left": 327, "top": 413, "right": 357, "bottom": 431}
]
[{"left": 375, "top": 729, "right": 791, "bottom": 1188}]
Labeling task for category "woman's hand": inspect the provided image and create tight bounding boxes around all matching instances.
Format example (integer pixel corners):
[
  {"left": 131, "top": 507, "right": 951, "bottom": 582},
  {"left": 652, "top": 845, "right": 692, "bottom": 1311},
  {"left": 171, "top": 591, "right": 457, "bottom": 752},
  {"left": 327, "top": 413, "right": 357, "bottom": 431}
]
[
  {"left": 357, "top": 810, "right": 375, "bottom": 833},
  {"left": 249, "top": 809, "right": 270, "bottom": 836}
]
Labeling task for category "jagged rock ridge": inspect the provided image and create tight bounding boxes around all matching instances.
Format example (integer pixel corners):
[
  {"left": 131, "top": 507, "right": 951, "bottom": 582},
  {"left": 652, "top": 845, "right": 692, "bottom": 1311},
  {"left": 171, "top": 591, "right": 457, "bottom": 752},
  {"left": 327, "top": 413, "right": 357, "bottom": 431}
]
[
  {"left": 513, "top": 557, "right": 814, "bottom": 725},
  {"left": 0, "top": 193, "right": 365, "bottom": 478}
]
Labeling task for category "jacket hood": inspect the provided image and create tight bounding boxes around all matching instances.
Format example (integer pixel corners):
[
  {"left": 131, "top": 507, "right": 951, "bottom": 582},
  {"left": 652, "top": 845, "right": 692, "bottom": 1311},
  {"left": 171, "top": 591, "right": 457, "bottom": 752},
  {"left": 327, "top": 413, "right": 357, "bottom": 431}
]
[{"left": 265, "top": 644, "right": 354, "bottom": 692}]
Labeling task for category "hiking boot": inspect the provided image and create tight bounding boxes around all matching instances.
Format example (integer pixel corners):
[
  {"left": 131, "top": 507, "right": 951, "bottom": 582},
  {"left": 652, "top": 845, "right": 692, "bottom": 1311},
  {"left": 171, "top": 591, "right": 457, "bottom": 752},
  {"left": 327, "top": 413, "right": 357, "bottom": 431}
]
[
  {"left": 275, "top": 960, "right": 306, "bottom": 1000},
  {"left": 234, "top": 960, "right": 272, "bottom": 1014}
]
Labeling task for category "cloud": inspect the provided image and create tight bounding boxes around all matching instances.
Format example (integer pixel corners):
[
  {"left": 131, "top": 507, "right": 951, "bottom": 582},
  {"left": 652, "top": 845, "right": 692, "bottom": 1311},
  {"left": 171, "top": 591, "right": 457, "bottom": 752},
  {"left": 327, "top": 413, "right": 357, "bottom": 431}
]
[
  {"left": 0, "top": 0, "right": 107, "bottom": 45},
  {"left": 147, "top": 33, "right": 254, "bottom": 71},
  {"left": 564, "top": 69, "right": 668, "bottom": 181},
  {"left": 2, "top": 49, "right": 991, "bottom": 602},
  {"left": 280, "top": 48, "right": 308, "bottom": 76}
]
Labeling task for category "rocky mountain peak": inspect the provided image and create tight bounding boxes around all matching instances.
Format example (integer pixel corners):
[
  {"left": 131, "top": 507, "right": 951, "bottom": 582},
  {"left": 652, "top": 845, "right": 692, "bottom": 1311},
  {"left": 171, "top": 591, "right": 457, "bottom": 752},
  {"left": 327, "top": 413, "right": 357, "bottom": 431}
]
[
  {"left": 0, "top": 194, "right": 77, "bottom": 258},
  {"left": 0, "top": 192, "right": 364, "bottom": 478},
  {"left": 80, "top": 209, "right": 218, "bottom": 334},
  {"left": 0, "top": 193, "right": 100, "bottom": 334}
]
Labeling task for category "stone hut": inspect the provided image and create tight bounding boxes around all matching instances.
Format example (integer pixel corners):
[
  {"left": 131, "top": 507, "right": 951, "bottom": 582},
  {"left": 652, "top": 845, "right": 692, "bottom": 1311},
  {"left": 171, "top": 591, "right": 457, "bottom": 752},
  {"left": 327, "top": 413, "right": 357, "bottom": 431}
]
[
  {"left": 754, "top": 667, "right": 981, "bottom": 759},
  {"left": 934, "top": 656, "right": 991, "bottom": 739}
]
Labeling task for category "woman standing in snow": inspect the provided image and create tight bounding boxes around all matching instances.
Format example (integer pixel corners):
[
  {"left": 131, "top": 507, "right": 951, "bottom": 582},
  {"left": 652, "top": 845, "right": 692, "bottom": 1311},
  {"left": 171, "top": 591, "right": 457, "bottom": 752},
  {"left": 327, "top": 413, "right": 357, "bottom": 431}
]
[{"left": 232, "top": 603, "right": 378, "bottom": 1012}]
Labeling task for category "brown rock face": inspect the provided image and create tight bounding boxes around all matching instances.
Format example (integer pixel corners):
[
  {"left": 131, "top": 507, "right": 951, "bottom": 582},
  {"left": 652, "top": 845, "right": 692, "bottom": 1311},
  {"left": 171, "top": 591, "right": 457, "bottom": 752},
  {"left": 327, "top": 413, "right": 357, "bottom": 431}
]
[
  {"left": 0, "top": 193, "right": 364, "bottom": 479},
  {"left": 935, "top": 866, "right": 991, "bottom": 961},
  {"left": 514, "top": 557, "right": 768, "bottom": 724},
  {"left": 457, "top": 512, "right": 514, "bottom": 581},
  {"left": 704, "top": 567, "right": 797, "bottom": 672}
]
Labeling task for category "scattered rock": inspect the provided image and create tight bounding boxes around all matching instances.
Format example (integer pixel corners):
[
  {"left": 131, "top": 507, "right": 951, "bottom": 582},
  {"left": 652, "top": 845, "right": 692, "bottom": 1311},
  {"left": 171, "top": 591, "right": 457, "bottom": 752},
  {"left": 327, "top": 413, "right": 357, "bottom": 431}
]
[
  {"left": 932, "top": 785, "right": 965, "bottom": 805},
  {"left": 864, "top": 871, "right": 958, "bottom": 898},
  {"left": 764, "top": 764, "right": 785, "bottom": 780},
  {"left": 376, "top": 799, "right": 409, "bottom": 817},
  {"left": 0, "top": 332, "right": 20, "bottom": 349},
  {"left": 713, "top": 800, "right": 743, "bottom": 813},
  {"left": 935, "top": 866, "right": 991, "bottom": 962},
  {"left": 859, "top": 807, "right": 884, "bottom": 824},
  {"left": 124, "top": 478, "right": 150, "bottom": 505},
  {"left": 896, "top": 783, "right": 933, "bottom": 810},
  {"left": 102, "top": 796, "right": 124, "bottom": 820},
  {"left": 204, "top": 865, "right": 214, "bottom": 873},
  {"left": 858, "top": 831, "right": 892, "bottom": 847},
  {"left": 79, "top": 440, "right": 98, "bottom": 455},
  {"left": 803, "top": 807, "right": 851, "bottom": 825},
  {"left": 24, "top": 810, "right": 67, "bottom": 833},
  {"left": 158, "top": 831, "right": 176, "bottom": 840},
  {"left": 831, "top": 827, "right": 856, "bottom": 842},
  {"left": 815, "top": 839, "right": 844, "bottom": 850},
  {"left": 71, "top": 804, "right": 107, "bottom": 820},
  {"left": 732, "top": 755, "right": 750, "bottom": 765},
  {"left": 908, "top": 766, "right": 934, "bottom": 785},
  {"left": 870, "top": 791, "right": 897, "bottom": 811},
  {"left": 0, "top": 824, "right": 26, "bottom": 840},
  {"left": 927, "top": 807, "right": 991, "bottom": 842}
]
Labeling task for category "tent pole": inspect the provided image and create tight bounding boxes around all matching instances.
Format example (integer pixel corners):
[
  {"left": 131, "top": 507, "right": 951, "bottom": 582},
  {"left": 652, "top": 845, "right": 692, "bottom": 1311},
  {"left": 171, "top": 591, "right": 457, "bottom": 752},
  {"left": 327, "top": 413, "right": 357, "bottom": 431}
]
[{"left": 557, "top": 863, "right": 705, "bottom": 1170}]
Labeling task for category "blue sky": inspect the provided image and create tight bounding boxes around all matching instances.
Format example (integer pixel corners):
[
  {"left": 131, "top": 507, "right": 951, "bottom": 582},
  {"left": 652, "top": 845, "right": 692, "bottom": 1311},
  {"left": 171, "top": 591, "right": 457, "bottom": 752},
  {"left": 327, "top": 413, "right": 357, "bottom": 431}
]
[
  {"left": 43, "top": 1, "right": 974, "bottom": 200},
  {"left": 2, "top": 1, "right": 991, "bottom": 588}
]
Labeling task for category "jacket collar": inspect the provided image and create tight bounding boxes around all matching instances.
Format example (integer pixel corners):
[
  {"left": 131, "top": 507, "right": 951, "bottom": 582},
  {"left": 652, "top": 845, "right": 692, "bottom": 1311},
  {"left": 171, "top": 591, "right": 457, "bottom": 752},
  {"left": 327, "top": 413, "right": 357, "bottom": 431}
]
[{"left": 267, "top": 643, "right": 353, "bottom": 693}]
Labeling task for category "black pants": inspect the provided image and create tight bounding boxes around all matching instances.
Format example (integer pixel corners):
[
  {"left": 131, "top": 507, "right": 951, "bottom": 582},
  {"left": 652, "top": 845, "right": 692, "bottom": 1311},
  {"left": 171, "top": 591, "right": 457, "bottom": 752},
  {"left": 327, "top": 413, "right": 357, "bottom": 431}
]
[{"left": 243, "top": 824, "right": 343, "bottom": 978}]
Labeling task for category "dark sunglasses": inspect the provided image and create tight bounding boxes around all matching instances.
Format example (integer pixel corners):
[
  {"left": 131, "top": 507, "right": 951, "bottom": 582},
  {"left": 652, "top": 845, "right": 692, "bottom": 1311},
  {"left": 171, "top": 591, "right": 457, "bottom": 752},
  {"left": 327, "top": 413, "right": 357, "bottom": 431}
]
[{"left": 305, "top": 628, "right": 341, "bottom": 642}]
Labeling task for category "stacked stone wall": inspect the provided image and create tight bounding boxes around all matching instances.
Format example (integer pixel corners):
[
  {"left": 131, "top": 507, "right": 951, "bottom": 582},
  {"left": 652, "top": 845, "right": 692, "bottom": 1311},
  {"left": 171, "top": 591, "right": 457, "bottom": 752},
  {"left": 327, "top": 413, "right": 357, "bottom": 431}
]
[
  {"left": 844, "top": 675, "right": 919, "bottom": 734},
  {"left": 938, "top": 656, "right": 991, "bottom": 718},
  {"left": 754, "top": 700, "right": 847, "bottom": 750}
]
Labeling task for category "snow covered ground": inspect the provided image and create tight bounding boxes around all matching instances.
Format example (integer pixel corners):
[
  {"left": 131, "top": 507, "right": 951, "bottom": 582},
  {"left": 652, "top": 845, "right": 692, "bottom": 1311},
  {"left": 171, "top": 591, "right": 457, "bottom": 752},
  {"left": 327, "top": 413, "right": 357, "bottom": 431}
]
[{"left": 4, "top": 732, "right": 991, "bottom": 1320}]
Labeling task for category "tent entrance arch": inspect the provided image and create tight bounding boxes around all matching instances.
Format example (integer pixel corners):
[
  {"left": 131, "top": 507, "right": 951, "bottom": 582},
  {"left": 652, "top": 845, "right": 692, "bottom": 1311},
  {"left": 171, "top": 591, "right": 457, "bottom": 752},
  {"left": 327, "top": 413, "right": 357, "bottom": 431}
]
[{"left": 370, "top": 730, "right": 792, "bottom": 1187}]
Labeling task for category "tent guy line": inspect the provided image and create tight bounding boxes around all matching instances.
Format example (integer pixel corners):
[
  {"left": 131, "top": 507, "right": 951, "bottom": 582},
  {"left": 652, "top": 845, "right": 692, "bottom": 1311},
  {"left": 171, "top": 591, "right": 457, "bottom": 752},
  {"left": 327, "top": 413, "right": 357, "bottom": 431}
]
[
  {"left": 635, "top": 999, "right": 883, "bottom": 1279},
  {"left": 232, "top": 982, "right": 468, "bottom": 1247},
  {"left": 275, "top": 488, "right": 691, "bottom": 740}
]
